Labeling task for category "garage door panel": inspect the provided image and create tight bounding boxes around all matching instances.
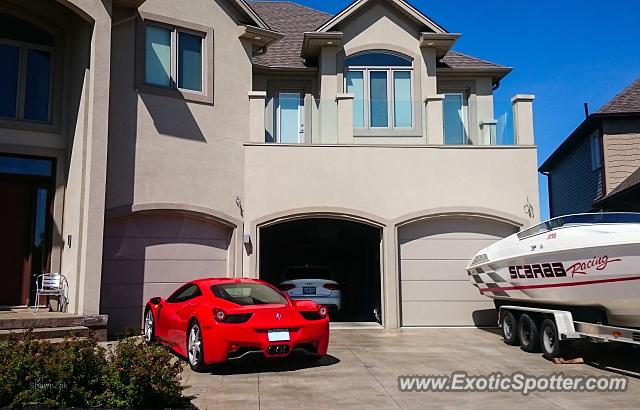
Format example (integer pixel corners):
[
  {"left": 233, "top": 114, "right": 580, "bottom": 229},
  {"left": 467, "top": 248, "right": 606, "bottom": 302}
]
[
  {"left": 400, "top": 238, "right": 499, "bottom": 260},
  {"left": 101, "top": 259, "right": 228, "bottom": 285},
  {"left": 401, "top": 301, "right": 496, "bottom": 326},
  {"left": 399, "top": 218, "right": 514, "bottom": 241},
  {"left": 104, "top": 214, "right": 230, "bottom": 240},
  {"left": 400, "top": 259, "right": 471, "bottom": 281},
  {"left": 399, "top": 217, "right": 516, "bottom": 326},
  {"left": 101, "top": 213, "right": 232, "bottom": 335},
  {"left": 401, "top": 280, "right": 488, "bottom": 302},
  {"left": 103, "top": 237, "right": 229, "bottom": 261}
]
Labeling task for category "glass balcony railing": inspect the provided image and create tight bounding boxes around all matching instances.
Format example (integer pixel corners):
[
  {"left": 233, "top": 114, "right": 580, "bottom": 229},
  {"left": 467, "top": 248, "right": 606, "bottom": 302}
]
[
  {"left": 264, "top": 96, "right": 337, "bottom": 144},
  {"left": 492, "top": 98, "right": 515, "bottom": 145}
]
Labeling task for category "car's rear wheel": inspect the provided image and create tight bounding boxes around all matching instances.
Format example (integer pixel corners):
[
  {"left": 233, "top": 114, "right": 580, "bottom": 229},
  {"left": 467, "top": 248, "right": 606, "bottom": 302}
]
[
  {"left": 144, "top": 308, "right": 154, "bottom": 342},
  {"left": 188, "top": 320, "right": 207, "bottom": 372}
]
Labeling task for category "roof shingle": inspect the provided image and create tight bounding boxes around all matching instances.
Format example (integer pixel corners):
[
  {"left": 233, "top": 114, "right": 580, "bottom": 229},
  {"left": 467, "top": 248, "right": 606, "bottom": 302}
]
[
  {"left": 597, "top": 78, "right": 640, "bottom": 114},
  {"left": 249, "top": 0, "right": 509, "bottom": 71}
]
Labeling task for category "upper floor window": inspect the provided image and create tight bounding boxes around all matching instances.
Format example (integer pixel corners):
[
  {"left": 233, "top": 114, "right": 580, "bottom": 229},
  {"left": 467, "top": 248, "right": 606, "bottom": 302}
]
[
  {"left": 591, "top": 132, "right": 602, "bottom": 170},
  {"left": 345, "top": 51, "right": 413, "bottom": 129},
  {"left": 145, "top": 24, "right": 204, "bottom": 92},
  {"left": 0, "top": 13, "right": 53, "bottom": 123},
  {"left": 443, "top": 93, "right": 469, "bottom": 144}
]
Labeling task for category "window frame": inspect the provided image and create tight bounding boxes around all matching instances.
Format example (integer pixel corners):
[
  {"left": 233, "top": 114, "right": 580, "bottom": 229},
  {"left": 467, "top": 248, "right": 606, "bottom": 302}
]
[
  {"left": 344, "top": 52, "right": 414, "bottom": 131},
  {"left": 591, "top": 132, "right": 602, "bottom": 171},
  {"left": 136, "top": 13, "right": 213, "bottom": 104},
  {"left": 442, "top": 92, "right": 470, "bottom": 145},
  {"left": 0, "top": 38, "right": 54, "bottom": 124},
  {"left": 166, "top": 283, "right": 202, "bottom": 304}
]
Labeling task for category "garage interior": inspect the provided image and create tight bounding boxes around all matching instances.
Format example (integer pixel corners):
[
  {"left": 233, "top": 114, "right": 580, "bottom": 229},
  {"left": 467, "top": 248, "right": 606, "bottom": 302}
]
[{"left": 259, "top": 218, "right": 382, "bottom": 322}]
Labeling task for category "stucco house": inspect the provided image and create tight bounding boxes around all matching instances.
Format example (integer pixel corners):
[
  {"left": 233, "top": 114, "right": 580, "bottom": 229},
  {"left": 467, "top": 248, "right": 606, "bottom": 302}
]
[
  {"left": 540, "top": 78, "right": 640, "bottom": 217},
  {"left": 0, "top": 0, "right": 539, "bottom": 334}
]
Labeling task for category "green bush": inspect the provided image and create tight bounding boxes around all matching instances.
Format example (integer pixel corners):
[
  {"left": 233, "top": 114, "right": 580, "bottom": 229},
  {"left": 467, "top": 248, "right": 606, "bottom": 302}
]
[{"left": 0, "top": 331, "right": 190, "bottom": 409}]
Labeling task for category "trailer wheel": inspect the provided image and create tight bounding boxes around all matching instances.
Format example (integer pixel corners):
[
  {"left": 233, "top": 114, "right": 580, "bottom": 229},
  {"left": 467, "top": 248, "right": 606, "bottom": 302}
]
[
  {"left": 500, "top": 311, "right": 519, "bottom": 346},
  {"left": 540, "top": 319, "right": 563, "bottom": 359},
  {"left": 518, "top": 314, "right": 540, "bottom": 353}
]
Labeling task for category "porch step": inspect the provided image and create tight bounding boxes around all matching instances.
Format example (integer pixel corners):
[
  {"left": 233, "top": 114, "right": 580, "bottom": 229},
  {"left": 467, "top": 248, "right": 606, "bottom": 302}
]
[
  {"left": 0, "top": 325, "right": 93, "bottom": 340},
  {"left": 0, "top": 312, "right": 108, "bottom": 341}
]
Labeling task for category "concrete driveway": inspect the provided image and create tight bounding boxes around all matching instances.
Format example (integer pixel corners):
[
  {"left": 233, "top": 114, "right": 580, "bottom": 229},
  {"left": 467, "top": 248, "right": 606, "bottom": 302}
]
[{"left": 181, "top": 328, "right": 640, "bottom": 409}]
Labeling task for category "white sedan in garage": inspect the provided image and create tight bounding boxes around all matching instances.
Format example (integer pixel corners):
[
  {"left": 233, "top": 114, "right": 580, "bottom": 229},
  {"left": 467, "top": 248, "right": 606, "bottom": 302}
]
[{"left": 278, "top": 265, "right": 341, "bottom": 311}]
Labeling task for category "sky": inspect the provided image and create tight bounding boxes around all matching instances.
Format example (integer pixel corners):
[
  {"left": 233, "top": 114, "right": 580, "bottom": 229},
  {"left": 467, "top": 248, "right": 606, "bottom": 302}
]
[{"left": 280, "top": 0, "right": 640, "bottom": 219}]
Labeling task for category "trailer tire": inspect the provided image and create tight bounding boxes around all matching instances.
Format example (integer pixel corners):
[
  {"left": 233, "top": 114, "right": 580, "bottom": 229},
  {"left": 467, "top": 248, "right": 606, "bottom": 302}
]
[
  {"left": 540, "top": 319, "right": 564, "bottom": 359},
  {"left": 500, "top": 311, "right": 519, "bottom": 346},
  {"left": 518, "top": 314, "right": 540, "bottom": 353}
]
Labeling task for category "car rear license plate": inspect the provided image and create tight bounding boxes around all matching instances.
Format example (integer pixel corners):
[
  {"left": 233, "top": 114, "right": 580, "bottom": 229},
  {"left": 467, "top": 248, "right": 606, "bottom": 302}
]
[
  {"left": 303, "top": 286, "right": 316, "bottom": 295},
  {"left": 268, "top": 329, "right": 290, "bottom": 342}
]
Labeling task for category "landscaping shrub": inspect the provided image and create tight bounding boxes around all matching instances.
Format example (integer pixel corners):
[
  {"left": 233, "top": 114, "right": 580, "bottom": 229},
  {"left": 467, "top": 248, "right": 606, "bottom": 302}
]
[{"left": 0, "top": 331, "right": 189, "bottom": 409}]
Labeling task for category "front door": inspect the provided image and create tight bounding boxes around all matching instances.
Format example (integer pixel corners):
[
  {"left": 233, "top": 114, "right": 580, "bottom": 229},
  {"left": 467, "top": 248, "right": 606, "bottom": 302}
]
[
  {"left": 277, "top": 92, "right": 303, "bottom": 143},
  {"left": 0, "top": 179, "right": 34, "bottom": 305}
]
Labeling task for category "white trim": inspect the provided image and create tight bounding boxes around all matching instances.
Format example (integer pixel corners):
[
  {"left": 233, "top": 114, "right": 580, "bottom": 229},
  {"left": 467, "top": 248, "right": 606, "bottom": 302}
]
[{"left": 317, "top": 0, "right": 447, "bottom": 34}]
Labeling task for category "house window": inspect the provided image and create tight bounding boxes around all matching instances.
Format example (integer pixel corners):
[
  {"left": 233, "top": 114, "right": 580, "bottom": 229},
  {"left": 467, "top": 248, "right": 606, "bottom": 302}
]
[
  {"left": 0, "top": 14, "right": 54, "bottom": 123},
  {"left": 345, "top": 51, "right": 413, "bottom": 129},
  {"left": 591, "top": 132, "right": 602, "bottom": 170},
  {"left": 443, "top": 93, "right": 469, "bottom": 144},
  {"left": 144, "top": 24, "right": 204, "bottom": 92}
]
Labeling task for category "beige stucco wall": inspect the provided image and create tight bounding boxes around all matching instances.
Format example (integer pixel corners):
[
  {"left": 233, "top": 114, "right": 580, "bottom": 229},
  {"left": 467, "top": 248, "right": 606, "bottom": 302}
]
[
  {"left": 242, "top": 143, "right": 539, "bottom": 327},
  {"left": 603, "top": 118, "right": 640, "bottom": 193},
  {"left": 106, "top": 0, "right": 252, "bottom": 244}
]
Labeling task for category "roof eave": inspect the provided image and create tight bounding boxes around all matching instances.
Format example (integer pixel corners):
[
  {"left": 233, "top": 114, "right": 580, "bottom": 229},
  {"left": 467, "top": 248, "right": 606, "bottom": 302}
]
[
  {"left": 238, "top": 25, "right": 283, "bottom": 47},
  {"left": 301, "top": 32, "right": 344, "bottom": 59},
  {"left": 419, "top": 33, "right": 460, "bottom": 57},
  {"left": 539, "top": 112, "right": 640, "bottom": 172},
  {"left": 436, "top": 67, "right": 512, "bottom": 82}
]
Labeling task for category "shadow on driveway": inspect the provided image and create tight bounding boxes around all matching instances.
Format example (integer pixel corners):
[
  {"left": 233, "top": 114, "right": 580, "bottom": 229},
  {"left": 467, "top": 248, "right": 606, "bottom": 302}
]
[{"left": 206, "top": 353, "right": 341, "bottom": 375}]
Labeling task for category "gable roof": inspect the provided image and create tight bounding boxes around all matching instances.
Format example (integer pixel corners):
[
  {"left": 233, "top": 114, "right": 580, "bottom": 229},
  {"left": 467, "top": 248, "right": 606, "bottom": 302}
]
[
  {"left": 539, "top": 77, "right": 640, "bottom": 172},
  {"left": 250, "top": 1, "right": 331, "bottom": 69},
  {"left": 316, "top": 0, "right": 447, "bottom": 33},
  {"left": 249, "top": 0, "right": 509, "bottom": 72}
]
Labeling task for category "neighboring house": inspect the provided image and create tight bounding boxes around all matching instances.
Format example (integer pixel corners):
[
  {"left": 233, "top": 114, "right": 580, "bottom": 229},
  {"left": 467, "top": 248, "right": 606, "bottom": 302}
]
[
  {"left": 0, "top": 0, "right": 540, "bottom": 333},
  {"left": 540, "top": 78, "right": 640, "bottom": 216}
]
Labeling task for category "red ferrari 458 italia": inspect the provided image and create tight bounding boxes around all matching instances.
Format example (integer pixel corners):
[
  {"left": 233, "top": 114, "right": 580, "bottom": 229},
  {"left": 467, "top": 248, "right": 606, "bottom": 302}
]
[{"left": 143, "top": 278, "right": 330, "bottom": 371}]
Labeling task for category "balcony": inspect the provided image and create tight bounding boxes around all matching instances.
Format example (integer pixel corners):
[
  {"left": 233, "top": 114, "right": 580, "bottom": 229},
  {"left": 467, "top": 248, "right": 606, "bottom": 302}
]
[{"left": 249, "top": 91, "right": 536, "bottom": 146}]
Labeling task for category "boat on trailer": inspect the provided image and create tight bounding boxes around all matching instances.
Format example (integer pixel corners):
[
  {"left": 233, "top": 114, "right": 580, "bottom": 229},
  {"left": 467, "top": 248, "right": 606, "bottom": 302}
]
[{"left": 467, "top": 213, "right": 640, "bottom": 328}]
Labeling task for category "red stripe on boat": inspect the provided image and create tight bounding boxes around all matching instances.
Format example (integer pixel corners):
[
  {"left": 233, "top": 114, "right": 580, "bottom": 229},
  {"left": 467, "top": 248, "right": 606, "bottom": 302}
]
[{"left": 479, "top": 275, "right": 640, "bottom": 293}]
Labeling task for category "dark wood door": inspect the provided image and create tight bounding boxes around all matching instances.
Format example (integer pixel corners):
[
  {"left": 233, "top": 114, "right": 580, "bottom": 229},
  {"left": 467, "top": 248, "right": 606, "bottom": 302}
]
[{"left": 0, "top": 179, "right": 33, "bottom": 305}]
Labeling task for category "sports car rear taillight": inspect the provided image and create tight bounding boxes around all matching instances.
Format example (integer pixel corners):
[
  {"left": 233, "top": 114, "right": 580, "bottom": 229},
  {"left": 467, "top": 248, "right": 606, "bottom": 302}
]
[
  {"left": 214, "top": 308, "right": 226, "bottom": 322},
  {"left": 279, "top": 284, "right": 295, "bottom": 291},
  {"left": 318, "top": 306, "right": 328, "bottom": 317},
  {"left": 323, "top": 283, "right": 340, "bottom": 290},
  {"left": 213, "top": 308, "right": 252, "bottom": 324}
]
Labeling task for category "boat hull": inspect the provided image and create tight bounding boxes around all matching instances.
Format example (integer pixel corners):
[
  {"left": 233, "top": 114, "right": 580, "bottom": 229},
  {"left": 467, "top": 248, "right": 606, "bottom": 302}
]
[{"left": 469, "top": 242, "right": 640, "bottom": 327}]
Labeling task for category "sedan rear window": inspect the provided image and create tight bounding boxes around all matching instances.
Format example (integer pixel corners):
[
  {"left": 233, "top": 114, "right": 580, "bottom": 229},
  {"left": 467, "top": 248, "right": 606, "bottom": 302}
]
[
  {"left": 282, "top": 267, "right": 333, "bottom": 280},
  {"left": 211, "top": 283, "right": 287, "bottom": 306}
]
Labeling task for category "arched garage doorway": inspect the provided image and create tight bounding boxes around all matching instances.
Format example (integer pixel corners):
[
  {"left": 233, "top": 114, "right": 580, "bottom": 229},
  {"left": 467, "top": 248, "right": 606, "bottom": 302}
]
[
  {"left": 100, "top": 212, "right": 233, "bottom": 335},
  {"left": 398, "top": 216, "right": 518, "bottom": 327},
  {"left": 259, "top": 218, "right": 382, "bottom": 322}
]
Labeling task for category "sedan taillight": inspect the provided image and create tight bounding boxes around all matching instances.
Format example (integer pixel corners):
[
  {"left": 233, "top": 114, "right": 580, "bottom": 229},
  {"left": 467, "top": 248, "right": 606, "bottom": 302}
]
[
  {"left": 323, "top": 283, "right": 340, "bottom": 290},
  {"left": 279, "top": 284, "right": 295, "bottom": 291}
]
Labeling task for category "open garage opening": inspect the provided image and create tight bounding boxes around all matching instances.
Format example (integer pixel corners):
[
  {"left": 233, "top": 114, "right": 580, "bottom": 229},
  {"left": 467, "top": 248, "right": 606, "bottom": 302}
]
[{"left": 259, "top": 218, "right": 382, "bottom": 323}]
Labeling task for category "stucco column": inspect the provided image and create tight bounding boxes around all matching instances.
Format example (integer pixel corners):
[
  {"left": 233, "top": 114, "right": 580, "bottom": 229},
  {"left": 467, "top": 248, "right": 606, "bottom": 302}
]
[
  {"left": 383, "top": 224, "right": 400, "bottom": 329},
  {"left": 512, "top": 94, "right": 536, "bottom": 145},
  {"left": 425, "top": 95, "right": 444, "bottom": 145},
  {"left": 72, "top": 1, "right": 112, "bottom": 315},
  {"left": 336, "top": 93, "right": 354, "bottom": 144},
  {"left": 318, "top": 46, "right": 338, "bottom": 144},
  {"left": 248, "top": 91, "right": 266, "bottom": 143}
]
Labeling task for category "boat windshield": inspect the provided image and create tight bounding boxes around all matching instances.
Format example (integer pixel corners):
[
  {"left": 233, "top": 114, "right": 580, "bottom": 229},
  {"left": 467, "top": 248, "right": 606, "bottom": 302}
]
[{"left": 517, "top": 213, "right": 640, "bottom": 240}]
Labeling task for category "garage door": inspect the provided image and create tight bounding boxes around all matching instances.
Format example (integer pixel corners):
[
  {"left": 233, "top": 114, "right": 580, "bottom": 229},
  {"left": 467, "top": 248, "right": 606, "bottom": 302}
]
[
  {"left": 101, "top": 213, "right": 232, "bottom": 334},
  {"left": 398, "top": 217, "right": 517, "bottom": 326}
]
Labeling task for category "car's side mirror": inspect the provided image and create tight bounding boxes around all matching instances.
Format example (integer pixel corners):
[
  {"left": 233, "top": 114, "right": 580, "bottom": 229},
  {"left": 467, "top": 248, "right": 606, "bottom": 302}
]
[{"left": 150, "top": 296, "right": 162, "bottom": 305}]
